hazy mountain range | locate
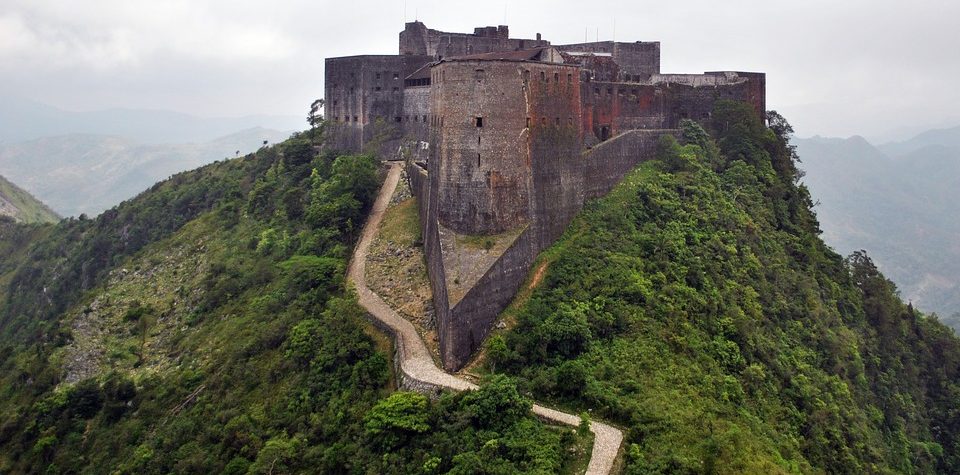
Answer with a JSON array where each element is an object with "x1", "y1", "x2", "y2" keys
[
  {"x1": 0, "y1": 128, "x2": 292, "y2": 218},
  {"x1": 0, "y1": 96, "x2": 299, "y2": 217},
  {"x1": 0, "y1": 95, "x2": 303, "y2": 145},
  {"x1": 797, "y1": 126, "x2": 960, "y2": 327}
]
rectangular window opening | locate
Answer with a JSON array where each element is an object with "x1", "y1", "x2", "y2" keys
[{"x1": 475, "y1": 117, "x2": 483, "y2": 128}]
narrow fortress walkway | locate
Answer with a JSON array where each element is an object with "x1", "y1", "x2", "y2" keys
[{"x1": 348, "y1": 162, "x2": 623, "y2": 474}]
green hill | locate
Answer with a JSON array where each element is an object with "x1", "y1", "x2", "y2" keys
[
  {"x1": 1, "y1": 103, "x2": 958, "y2": 474},
  {"x1": 0, "y1": 129, "x2": 586, "y2": 473},
  {"x1": 488, "y1": 105, "x2": 960, "y2": 473},
  {"x1": 0, "y1": 175, "x2": 59, "y2": 224}
]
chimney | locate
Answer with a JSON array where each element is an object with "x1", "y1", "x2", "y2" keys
[{"x1": 536, "y1": 33, "x2": 542, "y2": 41}]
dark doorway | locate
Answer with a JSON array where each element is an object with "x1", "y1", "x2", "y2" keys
[{"x1": 600, "y1": 126, "x2": 610, "y2": 141}]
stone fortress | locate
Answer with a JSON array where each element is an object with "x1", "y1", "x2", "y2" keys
[{"x1": 325, "y1": 22, "x2": 766, "y2": 370}]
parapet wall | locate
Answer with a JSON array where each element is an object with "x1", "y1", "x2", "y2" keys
[{"x1": 400, "y1": 21, "x2": 549, "y2": 59}]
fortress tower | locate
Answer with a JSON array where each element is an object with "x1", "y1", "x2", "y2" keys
[{"x1": 325, "y1": 22, "x2": 766, "y2": 369}]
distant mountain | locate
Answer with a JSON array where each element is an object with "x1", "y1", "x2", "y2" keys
[
  {"x1": 0, "y1": 95, "x2": 303, "y2": 145},
  {"x1": 0, "y1": 128, "x2": 292, "y2": 217},
  {"x1": 0, "y1": 175, "x2": 59, "y2": 224},
  {"x1": 797, "y1": 132, "x2": 960, "y2": 327},
  {"x1": 879, "y1": 125, "x2": 960, "y2": 157}
]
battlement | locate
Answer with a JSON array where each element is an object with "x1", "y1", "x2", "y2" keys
[{"x1": 399, "y1": 21, "x2": 548, "y2": 59}]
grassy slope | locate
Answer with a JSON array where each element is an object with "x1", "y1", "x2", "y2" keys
[
  {"x1": 490, "y1": 111, "x2": 960, "y2": 474},
  {"x1": 0, "y1": 175, "x2": 59, "y2": 224}
]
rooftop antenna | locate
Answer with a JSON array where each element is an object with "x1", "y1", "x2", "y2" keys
[{"x1": 596, "y1": 27, "x2": 599, "y2": 43}]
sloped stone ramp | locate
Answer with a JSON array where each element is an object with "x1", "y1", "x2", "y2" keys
[{"x1": 348, "y1": 162, "x2": 623, "y2": 474}]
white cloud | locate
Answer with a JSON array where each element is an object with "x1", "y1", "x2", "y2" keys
[{"x1": 1, "y1": 0, "x2": 957, "y2": 138}]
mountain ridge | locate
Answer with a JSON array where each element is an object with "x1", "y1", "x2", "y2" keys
[
  {"x1": 0, "y1": 95, "x2": 302, "y2": 145},
  {"x1": 0, "y1": 174, "x2": 59, "y2": 224},
  {"x1": 0, "y1": 127, "x2": 292, "y2": 217}
]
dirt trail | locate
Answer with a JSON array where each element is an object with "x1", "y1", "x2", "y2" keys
[{"x1": 348, "y1": 162, "x2": 623, "y2": 474}]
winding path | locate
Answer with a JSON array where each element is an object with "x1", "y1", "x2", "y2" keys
[{"x1": 348, "y1": 162, "x2": 623, "y2": 474}]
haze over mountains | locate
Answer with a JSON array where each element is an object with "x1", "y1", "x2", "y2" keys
[
  {"x1": 0, "y1": 97, "x2": 299, "y2": 217},
  {"x1": 0, "y1": 129, "x2": 292, "y2": 218},
  {"x1": 797, "y1": 125, "x2": 960, "y2": 327},
  {"x1": 0, "y1": 95, "x2": 302, "y2": 145}
]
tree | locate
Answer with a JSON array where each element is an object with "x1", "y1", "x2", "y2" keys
[
  {"x1": 365, "y1": 392, "x2": 431, "y2": 448},
  {"x1": 308, "y1": 99, "x2": 325, "y2": 129}
]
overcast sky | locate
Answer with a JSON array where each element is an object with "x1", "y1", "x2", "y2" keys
[{"x1": 2, "y1": 0, "x2": 958, "y2": 141}]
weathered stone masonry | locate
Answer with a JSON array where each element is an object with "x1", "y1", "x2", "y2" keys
[{"x1": 326, "y1": 22, "x2": 766, "y2": 370}]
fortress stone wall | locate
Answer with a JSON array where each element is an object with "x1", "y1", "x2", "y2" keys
[{"x1": 327, "y1": 22, "x2": 766, "y2": 370}]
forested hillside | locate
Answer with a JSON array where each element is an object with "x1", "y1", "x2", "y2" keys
[
  {"x1": 489, "y1": 104, "x2": 960, "y2": 473},
  {"x1": 0, "y1": 128, "x2": 584, "y2": 473}
]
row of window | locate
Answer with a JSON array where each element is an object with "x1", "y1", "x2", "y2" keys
[
  {"x1": 326, "y1": 115, "x2": 576, "y2": 129},
  {"x1": 329, "y1": 114, "x2": 431, "y2": 124},
  {"x1": 404, "y1": 78, "x2": 431, "y2": 87},
  {"x1": 595, "y1": 87, "x2": 645, "y2": 96},
  {"x1": 472, "y1": 116, "x2": 576, "y2": 128},
  {"x1": 522, "y1": 70, "x2": 574, "y2": 85}
]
